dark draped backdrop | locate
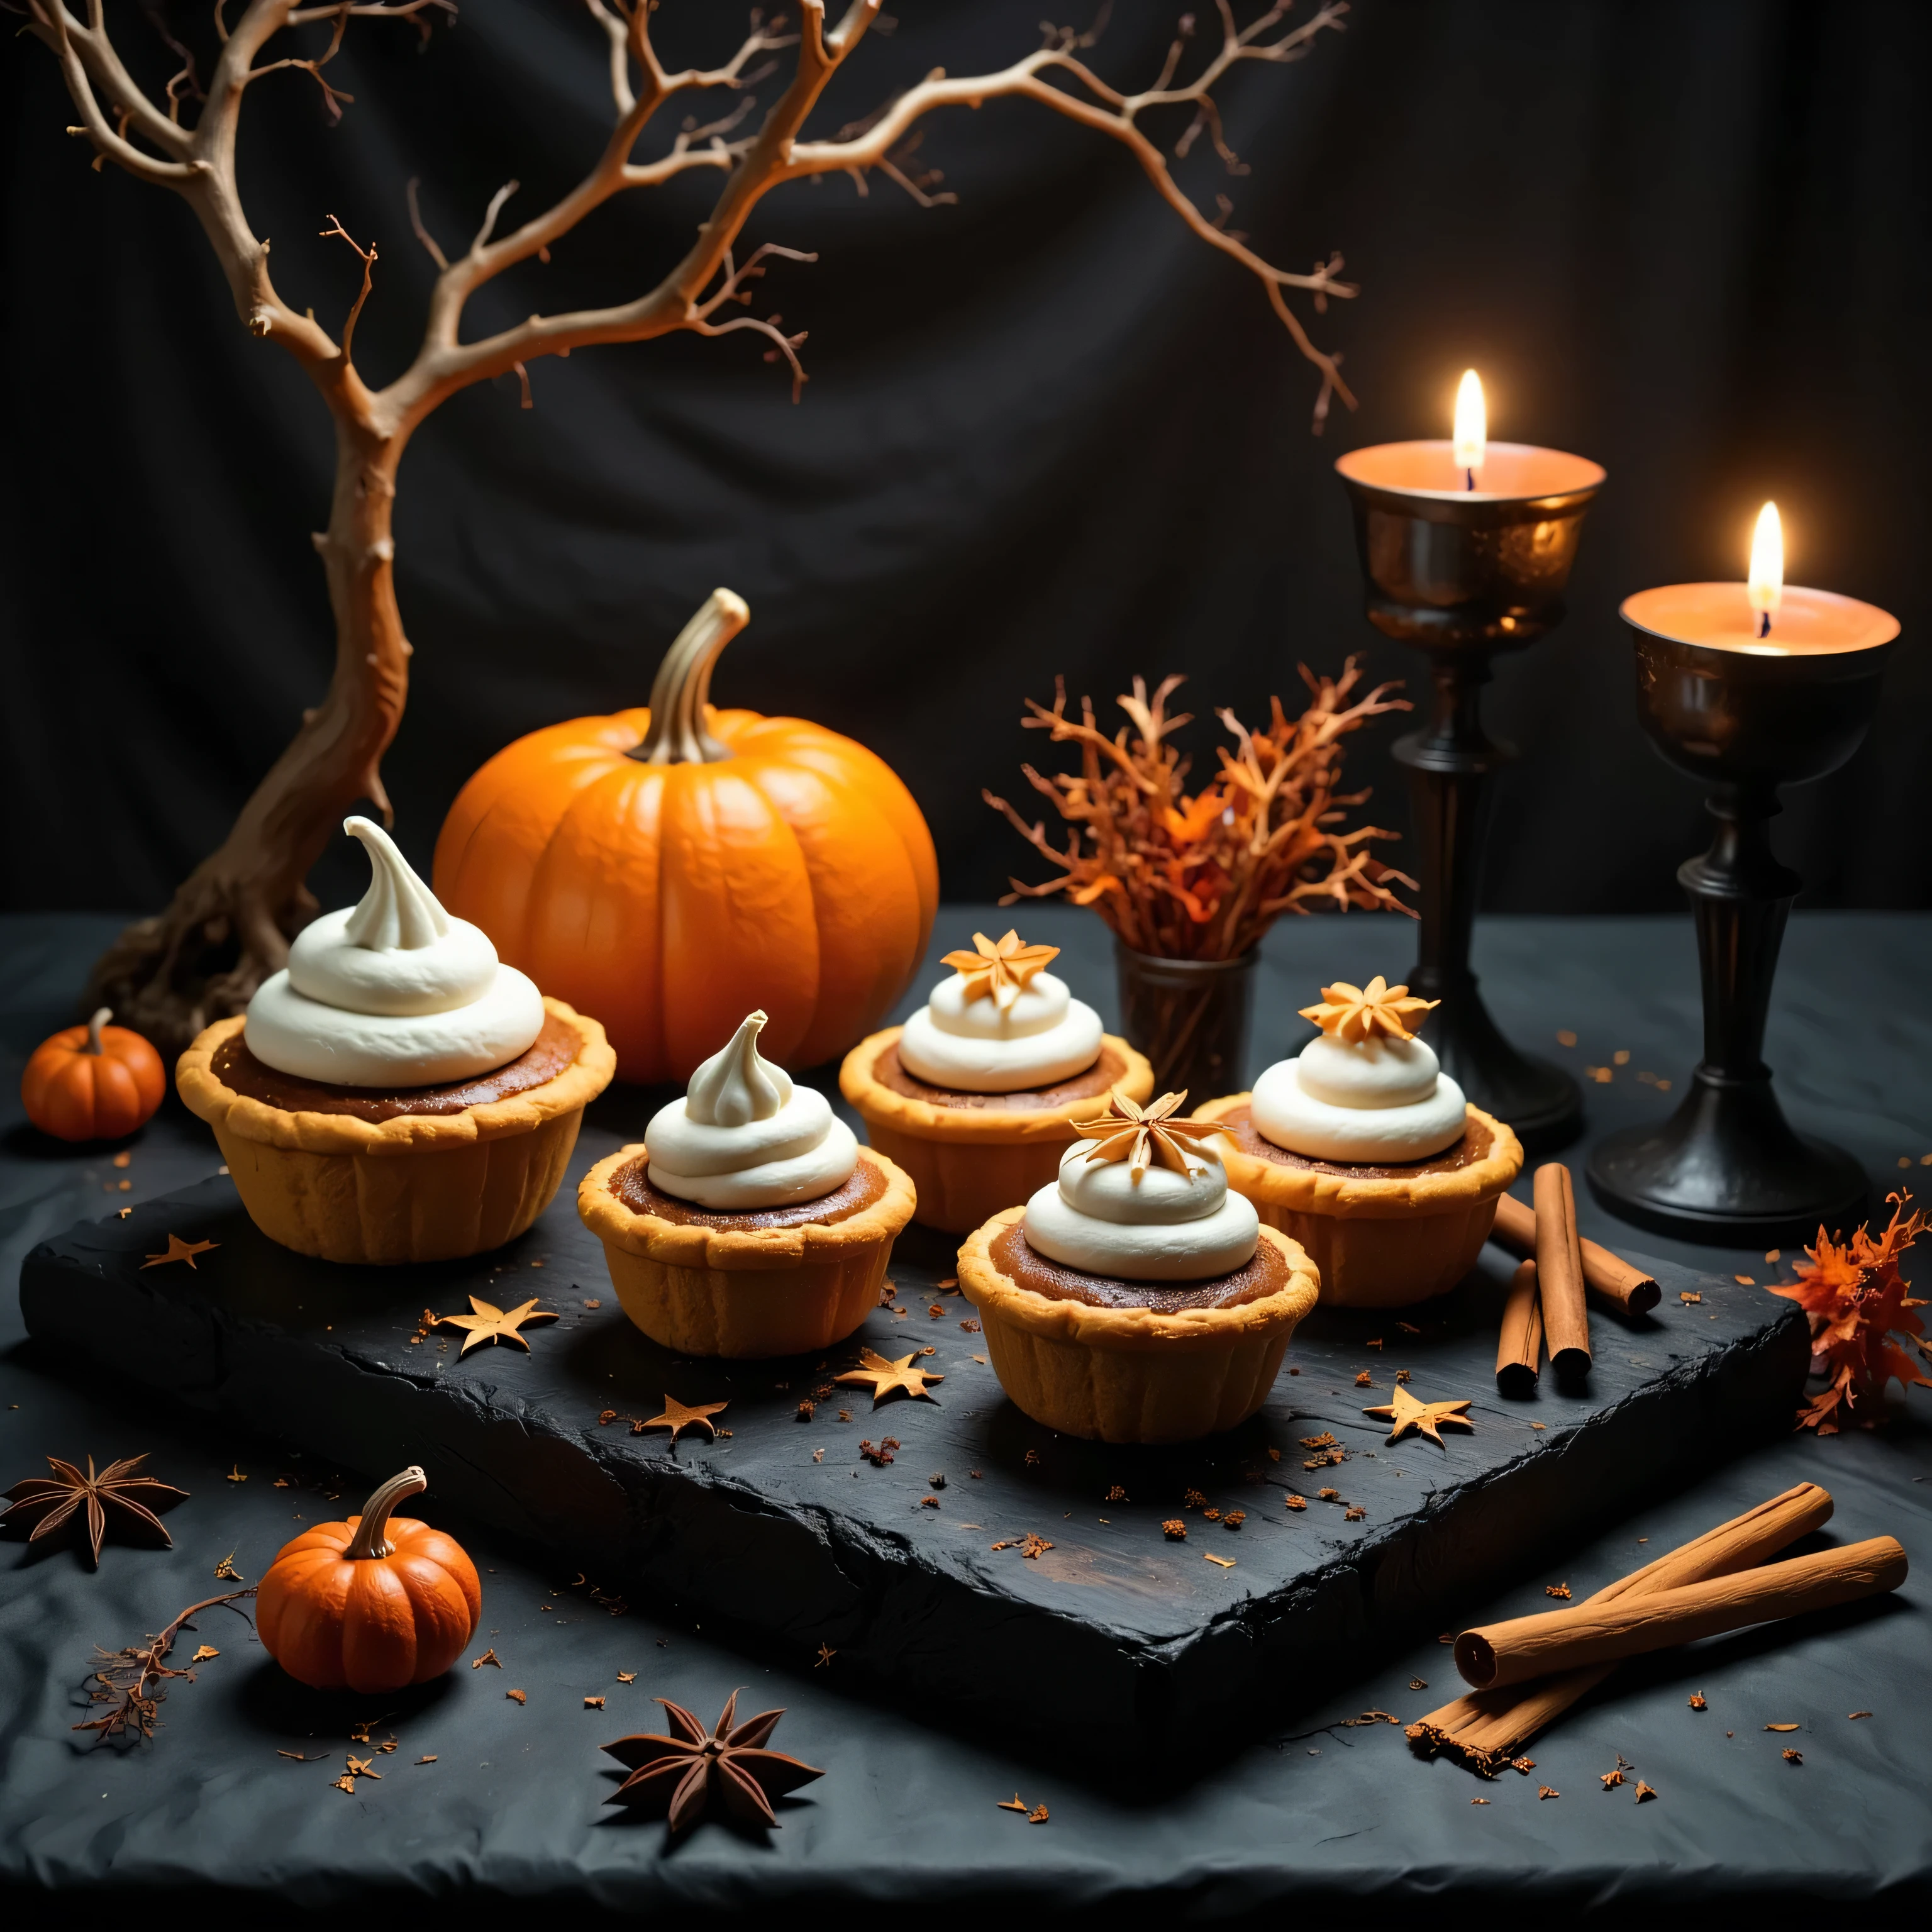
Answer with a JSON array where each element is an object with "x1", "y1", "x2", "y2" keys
[{"x1": 3, "y1": 0, "x2": 1927, "y2": 923}]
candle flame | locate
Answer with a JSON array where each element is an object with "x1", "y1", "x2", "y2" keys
[
  {"x1": 1452, "y1": 370, "x2": 1486, "y2": 482},
  {"x1": 1748, "y1": 501, "x2": 1783, "y2": 635}
]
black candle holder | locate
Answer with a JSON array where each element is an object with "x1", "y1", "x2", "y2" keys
[
  {"x1": 1587, "y1": 592, "x2": 1899, "y2": 1245},
  {"x1": 1336, "y1": 441, "x2": 1606, "y2": 1152}
]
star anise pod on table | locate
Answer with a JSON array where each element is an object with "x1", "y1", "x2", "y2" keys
[
  {"x1": 2, "y1": 1453, "x2": 188, "y2": 1566},
  {"x1": 602, "y1": 1690, "x2": 823, "y2": 1833}
]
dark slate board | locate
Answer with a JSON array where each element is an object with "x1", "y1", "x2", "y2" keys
[{"x1": 19, "y1": 1130, "x2": 1808, "y2": 1775}]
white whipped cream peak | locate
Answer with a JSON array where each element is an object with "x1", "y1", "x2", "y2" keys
[
  {"x1": 243, "y1": 817, "x2": 543, "y2": 1087},
  {"x1": 898, "y1": 935, "x2": 1102, "y2": 1094},
  {"x1": 1024, "y1": 1104, "x2": 1259, "y2": 1283},
  {"x1": 686, "y1": 1011, "x2": 791, "y2": 1126},
  {"x1": 1250, "y1": 976, "x2": 1466, "y2": 1162},
  {"x1": 342, "y1": 816, "x2": 450, "y2": 952},
  {"x1": 646, "y1": 1009, "x2": 857, "y2": 1211}
]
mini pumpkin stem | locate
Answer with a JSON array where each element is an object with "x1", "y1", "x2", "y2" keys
[
  {"x1": 631, "y1": 589, "x2": 750, "y2": 766},
  {"x1": 345, "y1": 1465, "x2": 428, "y2": 1561},
  {"x1": 84, "y1": 1007, "x2": 112, "y2": 1055}
]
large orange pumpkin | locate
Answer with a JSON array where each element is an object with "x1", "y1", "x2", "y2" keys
[
  {"x1": 433, "y1": 590, "x2": 939, "y2": 1083},
  {"x1": 21, "y1": 1007, "x2": 166, "y2": 1141},
  {"x1": 256, "y1": 1466, "x2": 481, "y2": 1694}
]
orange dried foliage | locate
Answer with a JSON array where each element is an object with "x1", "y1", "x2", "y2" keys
[
  {"x1": 984, "y1": 666, "x2": 1414, "y2": 960},
  {"x1": 1768, "y1": 1191, "x2": 1929, "y2": 1433}
]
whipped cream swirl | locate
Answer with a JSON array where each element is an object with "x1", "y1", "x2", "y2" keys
[
  {"x1": 1024, "y1": 1138, "x2": 1259, "y2": 1282},
  {"x1": 898, "y1": 969, "x2": 1102, "y2": 1092},
  {"x1": 245, "y1": 817, "x2": 543, "y2": 1087},
  {"x1": 1250, "y1": 1032, "x2": 1468, "y2": 1163},
  {"x1": 645, "y1": 1011, "x2": 858, "y2": 1211}
]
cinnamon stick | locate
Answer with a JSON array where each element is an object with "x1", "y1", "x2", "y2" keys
[
  {"x1": 1492, "y1": 1191, "x2": 1660, "y2": 1315},
  {"x1": 1494, "y1": 1259, "x2": 1542, "y2": 1397},
  {"x1": 1408, "y1": 1482, "x2": 1834, "y2": 1772},
  {"x1": 1532, "y1": 1164, "x2": 1591, "y2": 1377},
  {"x1": 1454, "y1": 1535, "x2": 1906, "y2": 1692}
]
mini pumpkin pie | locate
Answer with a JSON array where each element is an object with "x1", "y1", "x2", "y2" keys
[
  {"x1": 957, "y1": 1092, "x2": 1318, "y2": 1443},
  {"x1": 580, "y1": 1010, "x2": 915, "y2": 1358},
  {"x1": 840, "y1": 929, "x2": 1153, "y2": 1234},
  {"x1": 1196, "y1": 976, "x2": 1522, "y2": 1307},
  {"x1": 177, "y1": 817, "x2": 614, "y2": 1265}
]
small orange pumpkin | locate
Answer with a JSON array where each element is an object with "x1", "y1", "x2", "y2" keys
[
  {"x1": 21, "y1": 1006, "x2": 166, "y2": 1142},
  {"x1": 256, "y1": 1466, "x2": 481, "y2": 1693},
  {"x1": 433, "y1": 590, "x2": 939, "y2": 1084}
]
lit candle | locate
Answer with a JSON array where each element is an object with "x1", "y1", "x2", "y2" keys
[
  {"x1": 1747, "y1": 501, "x2": 1782, "y2": 637},
  {"x1": 1622, "y1": 506, "x2": 1897, "y2": 658},
  {"x1": 1453, "y1": 369, "x2": 1485, "y2": 490}
]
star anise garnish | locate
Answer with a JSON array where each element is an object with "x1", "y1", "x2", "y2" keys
[
  {"x1": 1299, "y1": 975, "x2": 1438, "y2": 1044},
  {"x1": 603, "y1": 1691, "x2": 824, "y2": 1833},
  {"x1": 2, "y1": 1453, "x2": 189, "y2": 1567},
  {"x1": 1072, "y1": 1091, "x2": 1222, "y2": 1179},
  {"x1": 941, "y1": 930, "x2": 1060, "y2": 1011}
]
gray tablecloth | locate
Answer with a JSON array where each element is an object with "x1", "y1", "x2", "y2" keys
[{"x1": 2, "y1": 908, "x2": 1928, "y2": 1916}]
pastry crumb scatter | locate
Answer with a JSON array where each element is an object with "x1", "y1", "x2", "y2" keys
[
  {"x1": 584, "y1": 1696, "x2": 605, "y2": 1709},
  {"x1": 1285, "y1": 1494, "x2": 1307, "y2": 1511},
  {"x1": 1299, "y1": 1432, "x2": 1336, "y2": 1449},
  {"x1": 960, "y1": 1319, "x2": 982, "y2": 1333},
  {"x1": 1545, "y1": 1582, "x2": 1572, "y2": 1600},
  {"x1": 1318, "y1": 1487, "x2": 1339, "y2": 1501},
  {"x1": 1539, "y1": 1785, "x2": 1559, "y2": 1799},
  {"x1": 1020, "y1": 1533, "x2": 1053, "y2": 1558},
  {"x1": 1355, "y1": 1370, "x2": 1374, "y2": 1387},
  {"x1": 1223, "y1": 1510, "x2": 1245, "y2": 1530},
  {"x1": 1162, "y1": 1519, "x2": 1187, "y2": 1540},
  {"x1": 1105, "y1": 1485, "x2": 1128, "y2": 1502},
  {"x1": 1183, "y1": 1487, "x2": 1207, "y2": 1509},
  {"x1": 1680, "y1": 1291, "x2": 1702, "y2": 1304},
  {"x1": 1202, "y1": 1507, "x2": 1221, "y2": 1521},
  {"x1": 1689, "y1": 1693, "x2": 1707, "y2": 1710},
  {"x1": 1344, "y1": 1505, "x2": 1365, "y2": 1521},
  {"x1": 506, "y1": 1689, "x2": 526, "y2": 1705},
  {"x1": 1782, "y1": 1748, "x2": 1802, "y2": 1764},
  {"x1": 920, "y1": 1495, "x2": 941, "y2": 1509}
]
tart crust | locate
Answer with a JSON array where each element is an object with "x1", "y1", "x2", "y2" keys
[
  {"x1": 579, "y1": 1146, "x2": 918, "y2": 1359},
  {"x1": 838, "y1": 1026, "x2": 1154, "y2": 1234},
  {"x1": 1194, "y1": 1094, "x2": 1523, "y2": 1307},
  {"x1": 957, "y1": 1208, "x2": 1318, "y2": 1444},
  {"x1": 175, "y1": 999, "x2": 615, "y2": 1265}
]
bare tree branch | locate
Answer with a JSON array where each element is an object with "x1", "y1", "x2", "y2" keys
[
  {"x1": 405, "y1": 176, "x2": 449, "y2": 270},
  {"x1": 319, "y1": 214, "x2": 376, "y2": 362}
]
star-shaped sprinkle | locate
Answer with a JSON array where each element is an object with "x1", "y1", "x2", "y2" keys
[
  {"x1": 1299, "y1": 975, "x2": 1438, "y2": 1044},
  {"x1": 433, "y1": 1296, "x2": 558, "y2": 1355},
  {"x1": 941, "y1": 930, "x2": 1060, "y2": 1011},
  {"x1": 1073, "y1": 1090, "x2": 1221, "y2": 1179},
  {"x1": 141, "y1": 1234, "x2": 219, "y2": 1270},
  {"x1": 834, "y1": 1348, "x2": 945, "y2": 1409},
  {"x1": 1362, "y1": 1384, "x2": 1475, "y2": 1448},
  {"x1": 1, "y1": 1453, "x2": 189, "y2": 1566},
  {"x1": 637, "y1": 1395, "x2": 730, "y2": 1442}
]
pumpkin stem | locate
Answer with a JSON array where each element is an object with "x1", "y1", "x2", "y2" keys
[
  {"x1": 345, "y1": 1465, "x2": 428, "y2": 1561},
  {"x1": 630, "y1": 589, "x2": 750, "y2": 765},
  {"x1": 84, "y1": 1007, "x2": 111, "y2": 1055}
]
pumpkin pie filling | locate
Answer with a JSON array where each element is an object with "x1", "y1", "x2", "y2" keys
[
  {"x1": 611, "y1": 1149, "x2": 890, "y2": 1230},
  {"x1": 989, "y1": 1220, "x2": 1284, "y2": 1313},
  {"x1": 211, "y1": 1013, "x2": 583, "y2": 1123},
  {"x1": 1211, "y1": 1101, "x2": 1493, "y2": 1179},
  {"x1": 869, "y1": 1039, "x2": 1123, "y2": 1111}
]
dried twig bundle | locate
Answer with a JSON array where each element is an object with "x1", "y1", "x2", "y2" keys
[
  {"x1": 75, "y1": 1587, "x2": 257, "y2": 1741},
  {"x1": 984, "y1": 662, "x2": 1414, "y2": 960}
]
